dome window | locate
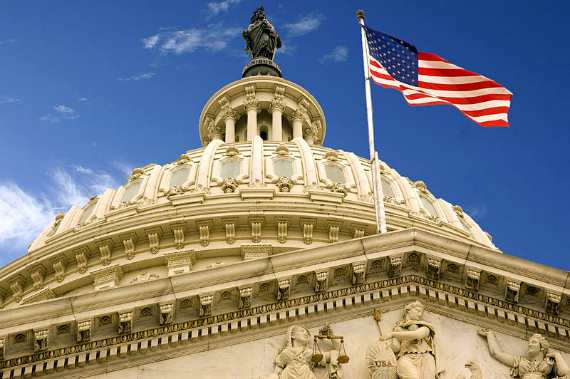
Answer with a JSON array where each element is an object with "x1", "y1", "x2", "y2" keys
[
  {"x1": 324, "y1": 163, "x2": 346, "y2": 184},
  {"x1": 220, "y1": 158, "x2": 241, "y2": 178},
  {"x1": 420, "y1": 195, "x2": 438, "y2": 218},
  {"x1": 122, "y1": 180, "x2": 143, "y2": 204},
  {"x1": 381, "y1": 176, "x2": 394, "y2": 198},
  {"x1": 169, "y1": 166, "x2": 191, "y2": 188},
  {"x1": 273, "y1": 158, "x2": 294, "y2": 177},
  {"x1": 79, "y1": 200, "x2": 97, "y2": 225}
]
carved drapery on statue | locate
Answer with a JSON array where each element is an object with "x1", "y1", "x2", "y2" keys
[
  {"x1": 478, "y1": 329, "x2": 569, "y2": 379},
  {"x1": 265, "y1": 324, "x2": 348, "y2": 379},
  {"x1": 243, "y1": 7, "x2": 281, "y2": 61},
  {"x1": 367, "y1": 301, "x2": 438, "y2": 379},
  {"x1": 242, "y1": 7, "x2": 282, "y2": 77}
]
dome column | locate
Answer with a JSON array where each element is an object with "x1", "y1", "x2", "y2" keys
[
  {"x1": 245, "y1": 85, "x2": 258, "y2": 141},
  {"x1": 293, "y1": 113, "x2": 303, "y2": 139},
  {"x1": 271, "y1": 105, "x2": 283, "y2": 141},
  {"x1": 224, "y1": 111, "x2": 236, "y2": 143},
  {"x1": 271, "y1": 86, "x2": 285, "y2": 141}
]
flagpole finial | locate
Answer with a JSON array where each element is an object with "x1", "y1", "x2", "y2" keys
[{"x1": 356, "y1": 10, "x2": 365, "y2": 21}]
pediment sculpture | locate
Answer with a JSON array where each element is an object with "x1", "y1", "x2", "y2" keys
[
  {"x1": 478, "y1": 329, "x2": 569, "y2": 378},
  {"x1": 366, "y1": 302, "x2": 487, "y2": 379},
  {"x1": 369, "y1": 300, "x2": 438, "y2": 379},
  {"x1": 265, "y1": 324, "x2": 349, "y2": 379}
]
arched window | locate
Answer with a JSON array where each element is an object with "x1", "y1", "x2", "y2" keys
[
  {"x1": 220, "y1": 159, "x2": 241, "y2": 178},
  {"x1": 325, "y1": 163, "x2": 346, "y2": 184},
  {"x1": 169, "y1": 166, "x2": 191, "y2": 188},
  {"x1": 79, "y1": 200, "x2": 97, "y2": 225},
  {"x1": 273, "y1": 158, "x2": 294, "y2": 177},
  {"x1": 420, "y1": 196, "x2": 438, "y2": 218},
  {"x1": 122, "y1": 180, "x2": 143, "y2": 203},
  {"x1": 381, "y1": 176, "x2": 394, "y2": 198}
]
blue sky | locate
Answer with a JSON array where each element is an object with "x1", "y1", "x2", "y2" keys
[{"x1": 0, "y1": 1, "x2": 568, "y2": 270}]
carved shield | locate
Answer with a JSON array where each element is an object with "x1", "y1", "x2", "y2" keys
[{"x1": 365, "y1": 340, "x2": 398, "y2": 379}]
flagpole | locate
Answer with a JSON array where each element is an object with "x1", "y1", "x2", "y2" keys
[{"x1": 357, "y1": 10, "x2": 387, "y2": 234}]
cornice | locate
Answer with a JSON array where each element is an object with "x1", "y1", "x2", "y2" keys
[{"x1": 0, "y1": 274, "x2": 568, "y2": 377}]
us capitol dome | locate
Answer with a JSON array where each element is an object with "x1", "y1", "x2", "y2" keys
[{"x1": 0, "y1": 8, "x2": 567, "y2": 379}]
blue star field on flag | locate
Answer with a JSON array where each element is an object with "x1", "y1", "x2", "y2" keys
[{"x1": 363, "y1": 26, "x2": 419, "y2": 86}]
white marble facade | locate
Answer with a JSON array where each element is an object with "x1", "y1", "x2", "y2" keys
[{"x1": 88, "y1": 310, "x2": 570, "y2": 379}]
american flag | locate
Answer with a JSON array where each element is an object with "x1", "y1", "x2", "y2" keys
[{"x1": 364, "y1": 26, "x2": 512, "y2": 127}]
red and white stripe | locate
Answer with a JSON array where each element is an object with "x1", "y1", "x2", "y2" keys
[{"x1": 368, "y1": 52, "x2": 512, "y2": 127}]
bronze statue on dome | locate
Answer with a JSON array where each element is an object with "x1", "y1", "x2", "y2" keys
[{"x1": 243, "y1": 6, "x2": 281, "y2": 61}]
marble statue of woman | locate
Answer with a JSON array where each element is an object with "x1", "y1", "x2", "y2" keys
[
  {"x1": 268, "y1": 325, "x2": 317, "y2": 379},
  {"x1": 378, "y1": 300, "x2": 438, "y2": 379},
  {"x1": 478, "y1": 329, "x2": 569, "y2": 378}
]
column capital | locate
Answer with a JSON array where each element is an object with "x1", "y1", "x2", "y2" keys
[
  {"x1": 244, "y1": 85, "x2": 257, "y2": 110},
  {"x1": 223, "y1": 108, "x2": 238, "y2": 121}
]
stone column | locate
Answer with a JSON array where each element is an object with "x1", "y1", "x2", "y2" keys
[
  {"x1": 271, "y1": 105, "x2": 283, "y2": 142},
  {"x1": 224, "y1": 112, "x2": 236, "y2": 143},
  {"x1": 247, "y1": 105, "x2": 257, "y2": 141},
  {"x1": 245, "y1": 85, "x2": 257, "y2": 142},
  {"x1": 271, "y1": 86, "x2": 285, "y2": 142},
  {"x1": 293, "y1": 116, "x2": 303, "y2": 139}
]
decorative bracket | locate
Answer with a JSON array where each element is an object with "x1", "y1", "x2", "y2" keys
[
  {"x1": 34, "y1": 329, "x2": 48, "y2": 352},
  {"x1": 97, "y1": 242, "x2": 112, "y2": 266},
  {"x1": 239, "y1": 287, "x2": 253, "y2": 309},
  {"x1": 159, "y1": 303, "x2": 175, "y2": 325},
  {"x1": 277, "y1": 220, "x2": 288, "y2": 243},
  {"x1": 314, "y1": 271, "x2": 329, "y2": 293},
  {"x1": 117, "y1": 311, "x2": 133, "y2": 335},
  {"x1": 250, "y1": 217, "x2": 263, "y2": 243},
  {"x1": 505, "y1": 279, "x2": 521, "y2": 303},
  {"x1": 197, "y1": 221, "x2": 211, "y2": 247},
  {"x1": 77, "y1": 320, "x2": 92, "y2": 343},
  {"x1": 328, "y1": 223, "x2": 340, "y2": 243},
  {"x1": 52, "y1": 257, "x2": 66, "y2": 282},
  {"x1": 277, "y1": 278, "x2": 291, "y2": 301},
  {"x1": 122, "y1": 236, "x2": 136, "y2": 260},
  {"x1": 545, "y1": 291, "x2": 562, "y2": 315},
  {"x1": 426, "y1": 256, "x2": 442, "y2": 280},
  {"x1": 352, "y1": 262, "x2": 366, "y2": 285},
  {"x1": 171, "y1": 224, "x2": 185, "y2": 250},
  {"x1": 388, "y1": 255, "x2": 403, "y2": 278},
  {"x1": 199, "y1": 294, "x2": 213, "y2": 317},
  {"x1": 75, "y1": 248, "x2": 89, "y2": 274},
  {"x1": 30, "y1": 266, "x2": 45, "y2": 290},
  {"x1": 225, "y1": 221, "x2": 236, "y2": 244},
  {"x1": 465, "y1": 268, "x2": 481, "y2": 291},
  {"x1": 146, "y1": 229, "x2": 161, "y2": 254}
]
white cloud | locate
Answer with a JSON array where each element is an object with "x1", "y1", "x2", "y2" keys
[
  {"x1": 278, "y1": 44, "x2": 296, "y2": 56},
  {"x1": 0, "y1": 96, "x2": 20, "y2": 105},
  {"x1": 207, "y1": 0, "x2": 242, "y2": 15},
  {"x1": 142, "y1": 26, "x2": 241, "y2": 55},
  {"x1": 40, "y1": 104, "x2": 80, "y2": 123},
  {"x1": 39, "y1": 114, "x2": 60, "y2": 123},
  {"x1": 0, "y1": 183, "x2": 55, "y2": 253},
  {"x1": 284, "y1": 13, "x2": 324, "y2": 37},
  {"x1": 54, "y1": 104, "x2": 76, "y2": 115},
  {"x1": 52, "y1": 168, "x2": 89, "y2": 206},
  {"x1": 78, "y1": 97, "x2": 88, "y2": 102},
  {"x1": 118, "y1": 72, "x2": 156, "y2": 81},
  {"x1": 321, "y1": 46, "x2": 348, "y2": 63},
  {"x1": 142, "y1": 34, "x2": 160, "y2": 49},
  {"x1": 0, "y1": 165, "x2": 121, "y2": 256},
  {"x1": 112, "y1": 161, "x2": 134, "y2": 177}
]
